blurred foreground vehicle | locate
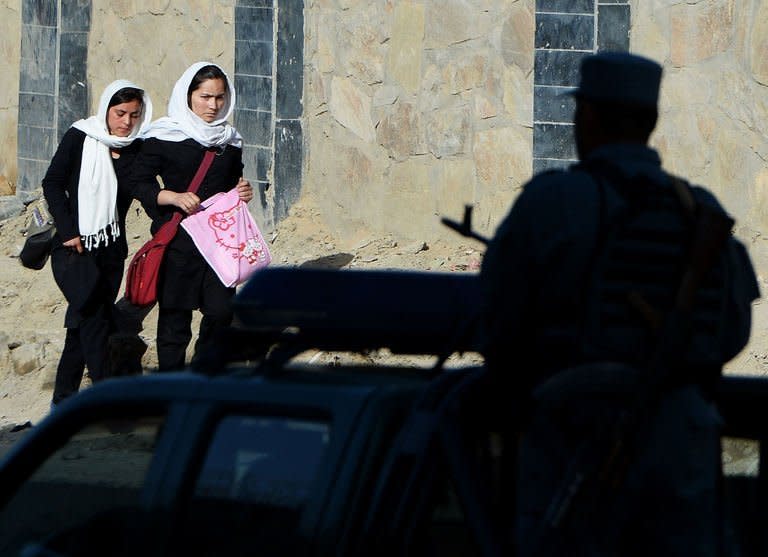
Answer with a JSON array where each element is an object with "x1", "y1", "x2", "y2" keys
[{"x1": 0, "y1": 268, "x2": 766, "y2": 556}]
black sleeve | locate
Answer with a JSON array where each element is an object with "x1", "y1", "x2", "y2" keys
[
  {"x1": 42, "y1": 128, "x2": 83, "y2": 242},
  {"x1": 229, "y1": 147, "x2": 244, "y2": 187},
  {"x1": 126, "y1": 138, "x2": 165, "y2": 222}
]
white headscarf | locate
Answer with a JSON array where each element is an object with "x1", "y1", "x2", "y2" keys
[
  {"x1": 142, "y1": 61, "x2": 243, "y2": 149},
  {"x1": 72, "y1": 80, "x2": 153, "y2": 250}
]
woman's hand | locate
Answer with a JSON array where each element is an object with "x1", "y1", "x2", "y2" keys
[
  {"x1": 63, "y1": 236, "x2": 83, "y2": 254},
  {"x1": 236, "y1": 177, "x2": 253, "y2": 203},
  {"x1": 158, "y1": 190, "x2": 201, "y2": 215}
]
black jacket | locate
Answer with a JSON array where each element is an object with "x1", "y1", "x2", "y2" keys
[
  {"x1": 128, "y1": 137, "x2": 244, "y2": 309},
  {"x1": 42, "y1": 127, "x2": 141, "y2": 259}
]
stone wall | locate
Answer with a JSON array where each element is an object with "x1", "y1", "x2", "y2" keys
[
  {"x1": 631, "y1": 0, "x2": 768, "y2": 371},
  {"x1": 633, "y1": 0, "x2": 768, "y2": 243},
  {"x1": 303, "y1": 0, "x2": 534, "y2": 242},
  {"x1": 0, "y1": 0, "x2": 21, "y2": 200},
  {"x1": 1, "y1": 0, "x2": 766, "y2": 262},
  {"x1": 87, "y1": 1, "x2": 235, "y2": 119}
]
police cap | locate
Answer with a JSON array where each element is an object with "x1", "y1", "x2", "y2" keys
[{"x1": 569, "y1": 51, "x2": 662, "y2": 108}]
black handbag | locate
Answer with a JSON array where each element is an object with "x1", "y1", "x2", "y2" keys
[{"x1": 20, "y1": 201, "x2": 55, "y2": 270}]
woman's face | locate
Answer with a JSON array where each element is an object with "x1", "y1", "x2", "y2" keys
[
  {"x1": 189, "y1": 78, "x2": 227, "y2": 123},
  {"x1": 107, "y1": 100, "x2": 143, "y2": 137}
]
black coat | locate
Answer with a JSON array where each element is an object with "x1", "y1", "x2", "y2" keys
[
  {"x1": 42, "y1": 128, "x2": 141, "y2": 325},
  {"x1": 129, "y1": 137, "x2": 244, "y2": 310},
  {"x1": 42, "y1": 127, "x2": 140, "y2": 259}
]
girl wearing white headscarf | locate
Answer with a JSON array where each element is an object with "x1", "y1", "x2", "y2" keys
[
  {"x1": 43, "y1": 80, "x2": 152, "y2": 405},
  {"x1": 129, "y1": 62, "x2": 253, "y2": 372}
]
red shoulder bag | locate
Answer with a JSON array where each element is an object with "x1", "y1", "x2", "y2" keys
[{"x1": 125, "y1": 149, "x2": 215, "y2": 307}]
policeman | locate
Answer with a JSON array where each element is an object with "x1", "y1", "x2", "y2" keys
[{"x1": 479, "y1": 52, "x2": 760, "y2": 556}]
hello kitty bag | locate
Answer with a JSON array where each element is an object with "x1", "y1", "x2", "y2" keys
[{"x1": 181, "y1": 188, "x2": 271, "y2": 287}]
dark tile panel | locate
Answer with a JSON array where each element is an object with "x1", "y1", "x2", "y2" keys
[
  {"x1": 235, "y1": 6, "x2": 273, "y2": 41},
  {"x1": 235, "y1": 39, "x2": 273, "y2": 77},
  {"x1": 276, "y1": 64, "x2": 302, "y2": 120},
  {"x1": 22, "y1": 0, "x2": 57, "y2": 26},
  {"x1": 532, "y1": 157, "x2": 575, "y2": 175},
  {"x1": 273, "y1": 119, "x2": 303, "y2": 221},
  {"x1": 18, "y1": 125, "x2": 56, "y2": 161},
  {"x1": 533, "y1": 85, "x2": 575, "y2": 123},
  {"x1": 536, "y1": 0, "x2": 593, "y2": 14},
  {"x1": 276, "y1": 1, "x2": 303, "y2": 119},
  {"x1": 534, "y1": 49, "x2": 588, "y2": 88},
  {"x1": 533, "y1": 123, "x2": 576, "y2": 159},
  {"x1": 58, "y1": 32, "x2": 89, "y2": 137},
  {"x1": 237, "y1": 0, "x2": 272, "y2": 6},
  {"x1": 235, "y1": 74, "x2": 272, "y2": 111},
  {"x1": 18, "y1": 93, "x2": 55, "y2": 127},
  {"x1": 61, "y1": 0, "x2": 91, "y2": 32},
  {"x1": 20, "y1": 25, "x2": 57, "y2": 95},
  {"x1": 242, "y1": 145, "x2": 272, "y2": 183},
  {"x1": 536, "y1": 13, "x2": 594, "y2": 50},
  {"x1": 598, "y1": 0, "x2": 628, "y2": 4},
  {"x1": 16, "y1": 158, "x2": 50, "y2": 195},
  {"x1": 598, "y1": 4, "x2": 630, "y2": 52},
  {"x1": 235, "y1": 108, "x2": 272, "y2": 145}
]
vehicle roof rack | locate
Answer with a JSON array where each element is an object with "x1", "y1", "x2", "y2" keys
[{"x1": 231, "y1": 267, "x2": 483, "y2": 359}]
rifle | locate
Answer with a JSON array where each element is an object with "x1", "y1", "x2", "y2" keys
[{"x1": 530, "y1": 178, "x2": 735, "y2": 556}]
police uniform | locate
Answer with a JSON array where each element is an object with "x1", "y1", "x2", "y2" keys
[{"x1": 479, "y1": 53, "x2": 760, "y2": 556}]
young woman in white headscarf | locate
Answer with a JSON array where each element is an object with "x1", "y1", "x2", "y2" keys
[
  {"x1": 43, "y1": 80, "x2": 153, "y2": 405},
  {"x1": 129, "y1": 62, "x2": 253, "y2": 371}
]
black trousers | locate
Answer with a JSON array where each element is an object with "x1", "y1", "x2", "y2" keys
[
  {"x1": 52, "y1": 290, "x2": 116, "y2": 404},
  {"x1": 156, "y1": 307, "x2": 232, "y2": 372},
  {"x1": 51, "y1": 241, "x2": 127, "y2": 404}
]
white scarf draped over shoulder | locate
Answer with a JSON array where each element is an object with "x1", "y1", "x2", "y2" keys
[
  {"x1": 141, "y1": 61, "x2": 243, "y2": 149},
  {"x1": 72, "y1": 79, "x2": 153, "y2": 250}
]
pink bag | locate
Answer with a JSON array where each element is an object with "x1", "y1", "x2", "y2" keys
[{"x1": 181, "y1": 188, "x2": 271, "y2": 287}]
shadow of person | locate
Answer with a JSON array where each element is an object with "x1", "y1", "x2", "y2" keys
[{"x1": 299, "y1": 252, "x2": 354, "y2": 270}]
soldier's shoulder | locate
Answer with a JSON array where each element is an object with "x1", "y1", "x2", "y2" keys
[
  {"x1": 523, "y1": 167, "x2": 596, "y2": 200},
  {"x1": 668, "y1": 175, "x2": 727, "y2": 213}
]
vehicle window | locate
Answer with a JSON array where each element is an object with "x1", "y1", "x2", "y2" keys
[
  {"x1": 0, "y1": 415, "x2": 165, "y2": 557},
  {"x1": 722, "y1": 437, "x2": 760, "y2": 557},
  {"x1": 178, "y1": 415, "x2": 330, "y2": 555}
]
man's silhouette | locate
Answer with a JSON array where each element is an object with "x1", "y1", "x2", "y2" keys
[{"x1": 480, "y1": 52, "x2": 760, "y2": 556}]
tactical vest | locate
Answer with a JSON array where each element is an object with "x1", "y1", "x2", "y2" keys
[{"x1": 578, "y1": 166, "x2": 729, "y2": 374}]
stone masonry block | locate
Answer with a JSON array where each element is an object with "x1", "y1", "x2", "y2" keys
[
  {"x1": 598, "y1": 4, "x2": 630, "y2": 52},
  {"x1": 235, "y1": 108, "x2": 272, "y2": 146},
  {"x1": 235, "y1": 39, "x2": 273, "y2": 77},
  {"x1": 22, "y1": 0, "x2": 57, "y2": 26},
  {"x1": 235, "y1": 5, "x2": 272, "y2": 41},
  {"x1": 18, "y1": 93, "x2": 55, "y2": 128},
  {"x1": 534, "y1": 49, "x2": 587, "y2": 88},
  {"x1": 235, "y1": 74, "x2": 272, "y2": 112},
  {"x1": 533, "y1": 123, "x2": 576, "y2": 160},
  {"x1": 536, "y1": 0, "x2": 593, "y2": 13},
  {"x1": 274, "y1": 119, "x2": 302, "y2": 221},
  {"x1": 61, "y1": 0, "x2": 91, "y2": 32},
  {"x1": 20, "y1": 25, "x2": 57, "y2": 95},
  {"x1": 536, "y1": 13, "x2": 594, "y2": 51},
  {"x1": 534, "y1": 85, "x2": 576, "y2": 124}
]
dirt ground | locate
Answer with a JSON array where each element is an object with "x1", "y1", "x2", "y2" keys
[{"x1": 0, "y1": 197, "x2": 485, "y2": 452}]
